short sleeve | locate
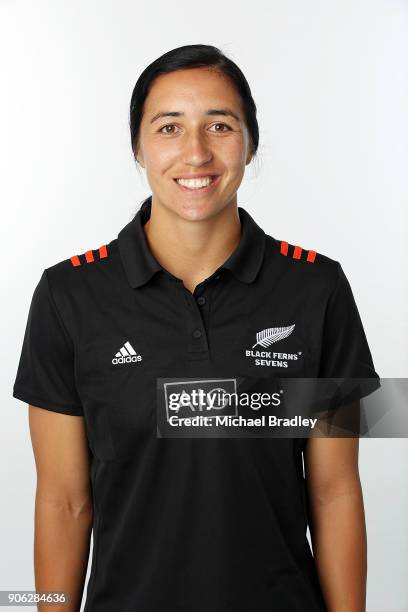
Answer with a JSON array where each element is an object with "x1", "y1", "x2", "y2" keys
[
  {"x1": 319, "y1": 262, "x2": 379, "y2": 379},
  {"x1": 12, "y1": 269, "x2": 84, "y2": 416},
  {"x1": 309, "y1": 262, "x2": 381, "y2": 439}
]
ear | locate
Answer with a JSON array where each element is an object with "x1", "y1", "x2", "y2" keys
[
  {"x1": 245, "y1": 140, "x2": 254, "y2": 165},
  {"x1": 136, "y1": 155, "x2": 145, "y2": 169},
  {"x1": 134, "y1": 145, "x2": 145, "y2": 168}
]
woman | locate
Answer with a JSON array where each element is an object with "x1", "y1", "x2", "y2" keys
[{"x1": 13, "y1": 44, "x2": 379, "y2": 611}]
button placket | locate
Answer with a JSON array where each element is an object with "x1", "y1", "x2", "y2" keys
[{"x1": 177, "y1": 285, "x2": 209, "y2": 355}]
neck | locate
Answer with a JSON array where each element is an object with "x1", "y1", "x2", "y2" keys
[{"x1": 143, "y1": 199, "x2": 241, "y2": 293}]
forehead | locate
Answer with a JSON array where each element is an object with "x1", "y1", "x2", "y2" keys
[{"x1": 143, "y1": 68, "x2": 243, "y2": 115}]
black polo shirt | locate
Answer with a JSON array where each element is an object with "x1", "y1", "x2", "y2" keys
[{"x1": 13, "y1": 199, "x2": 379, "y2": 611}]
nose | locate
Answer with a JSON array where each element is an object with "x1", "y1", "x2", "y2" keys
[{"x1": 181, "y1": 130, "x2": 213, "y2": 166}]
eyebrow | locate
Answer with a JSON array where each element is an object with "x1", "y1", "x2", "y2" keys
[{"x1": 150, "y1": 108, "x2": 242, "y2": 124}]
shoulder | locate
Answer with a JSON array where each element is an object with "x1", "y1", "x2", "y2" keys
[
  {"x1": 264, "y1": 234, "x2": 342, "y2": 293},
  {"x1": 43, "y1": 237, "x2": 122, "y2": 296}
]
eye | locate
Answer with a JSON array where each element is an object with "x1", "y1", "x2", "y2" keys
[
  {"x1": 158, "y1": 124, "x2": 179, "y2": 135},
  {"x1": 209, "y1": 123, "x2": 232, "y2": 133}
]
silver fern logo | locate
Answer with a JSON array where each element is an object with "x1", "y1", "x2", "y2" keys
[
  {"x1": 252, "y1": 324, "x2": 295, "y2": 349},
  {"x1": 245, "y1": 323, "x2": 302, "y2": 368}
]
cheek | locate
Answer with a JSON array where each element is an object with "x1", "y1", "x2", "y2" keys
[
  {"x1": 224, "y1": 152, "x2": 247, "y2": 182},
  {"x1": 146, "y1": 156, "x2": 172, "y2": 187},
  {"x1": 219, "y1": 136, "x2": 248, "y2": 168},
  {"x1": 144, "y1": 148, "x2": 177, "y2": 180}
]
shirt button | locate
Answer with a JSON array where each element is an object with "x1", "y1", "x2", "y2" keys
[
  {"x1": 197, "y1": 296, "x2": 206, "y2": 306},
  {"x1": 192, "y1": 329, "x2": 202, "y2": 339}
]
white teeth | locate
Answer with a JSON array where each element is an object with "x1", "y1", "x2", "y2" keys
[{"x1": 176, "y1": 176, "x2": 214, "y2": 189}]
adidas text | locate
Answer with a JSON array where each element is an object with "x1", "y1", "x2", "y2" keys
[{"x1": 112, "y1": 354, "x2": 142, "y2": 365}]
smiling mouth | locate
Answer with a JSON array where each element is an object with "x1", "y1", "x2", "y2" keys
[{"x1": 173, "y1": 175, "x2": 220, "y2": 191}]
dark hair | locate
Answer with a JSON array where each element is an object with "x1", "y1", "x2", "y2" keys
[{"x1": 129, "y1": 44, "x2": 259, "y2": 173}]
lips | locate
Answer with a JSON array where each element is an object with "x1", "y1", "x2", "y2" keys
[{"x1": 173, "y1": 174, "x2": 220, "y2": 180}]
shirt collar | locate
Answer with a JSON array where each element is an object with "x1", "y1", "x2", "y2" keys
[{"x1": 118, "y1": 198, "x2": 266, "y2": 288}]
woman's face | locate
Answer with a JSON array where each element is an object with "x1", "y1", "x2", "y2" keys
[{"x1": 136, "y1": 67, "x2": 253, "y2": 222}]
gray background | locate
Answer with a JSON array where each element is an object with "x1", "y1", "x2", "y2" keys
[{"x1": 1, "y1": 0, "x2": 407, "y2": 610}]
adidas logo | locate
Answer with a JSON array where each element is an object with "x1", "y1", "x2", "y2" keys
[{"x1": 112, "y1": 341, "x2": 142, "y2": 365}]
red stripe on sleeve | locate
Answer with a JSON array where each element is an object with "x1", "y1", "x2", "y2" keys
[
  {"x1": 85, "y1": 250, "x2": 95, "y2": 263},
  {"x1": 70, "y1": 255, "x2": 81, "y2": 267},
  {"x1": 306, "y1": 250, "x2": 317, "y2": 263},
  {"x1": 99, "y1": 244, "x2": 108, "y2": 259},
  {"x1": 293, "y1": 245, "x2": 302, "y2": 259},
  {"x1": 280, "y1": 241, "x2": 289, "y2": 256}
]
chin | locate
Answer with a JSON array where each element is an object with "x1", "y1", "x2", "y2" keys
[{"x1": 177, "y1": 201, "x2": 220, "y2": 222}]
